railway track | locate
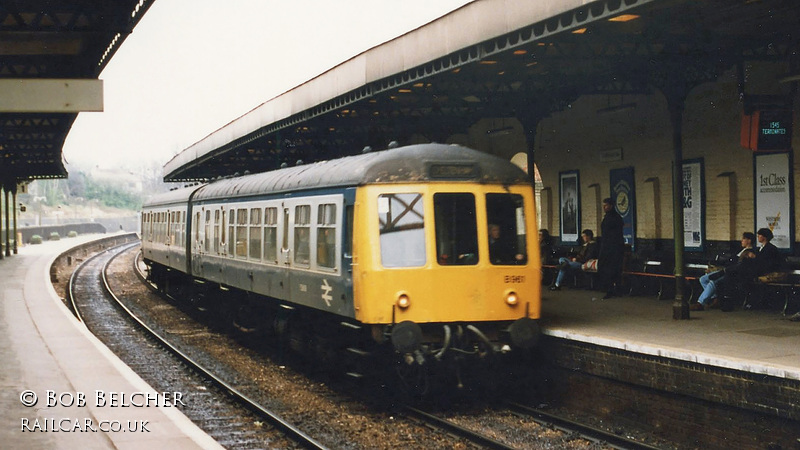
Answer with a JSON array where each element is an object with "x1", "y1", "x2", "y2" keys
[
  {"x1": 66, "y1": 241, "x2": 672, "y2": 449},
  {"x1": 68, "y1": 242, "x2": 324, "y2": 449}
]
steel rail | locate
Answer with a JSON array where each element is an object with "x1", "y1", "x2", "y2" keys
[
  {"x1": 401, "y1": 405, "x2": 516, "y2": 450},
  {"x1": 84, "y1": 244, "x2": 328, "y2": 450},
  {"x1": 505, "y1": 401, "x2": 663, "y2": 450}
]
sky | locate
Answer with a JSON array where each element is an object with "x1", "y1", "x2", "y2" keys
[{"x1": 62, "y1": 0, "x2": 473, "y2": 171}]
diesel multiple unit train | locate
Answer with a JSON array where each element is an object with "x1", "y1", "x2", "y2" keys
[{"x1": 141, "y1": 143, "x2": 541, "y2": 389}]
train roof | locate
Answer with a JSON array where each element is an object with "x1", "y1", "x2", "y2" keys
[
  {"x1": 190, "y1": 144, "x2": 529, "y2": 202},
  {"x1": 142, "y1": 184, "x2": 202, "y2": 208}
]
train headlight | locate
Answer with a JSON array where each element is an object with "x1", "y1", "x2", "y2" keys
[
  {"x1": 505, "y1": 291, "x2": 519, "y2": 306},
  {"x1": 397, "y1": 293, "x2": 411, "y2": 309}
]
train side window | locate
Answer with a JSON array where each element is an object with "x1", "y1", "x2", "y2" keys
[
  {"x1": 434, "y1": 193, "x2": 478, "y2": 265},
  {"x1": 204, "y1": 210, "x2": 212, "y2": 253},
  {"x1": 486, "y1": 194, "x2": 528, "y2": 265},
  {"x1": 378, "y1": 193, "x2": 426, "y2": 267},
  {"x1": 194, "y1": 212, "x2": 200, "y2": 249},
  {"x1": 213, "y1": 210, "x2": 220, "y2": 253},
  {"x1": 294, "y1": 205, "x2": 311, "y2": 265},
  {"x1": 249, "y1": 208, "x2": 262, "y2": 261},
  {"x1": 316, "y1": 203, "x2": 336, "y2": 269},
  {"x1": 264, "y1": 207, "x2": 278, "y2": 263},
  {"x1": 228, "y1": 210, "x2": 235, "y2": 256},
  {"x1": 344, "y1": 205, "x2": 353, "y2": 258},
  {"x1": 236, "y1": 209, "x2": 248, "y2": 258}
]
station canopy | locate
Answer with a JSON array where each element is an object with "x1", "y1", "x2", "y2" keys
[
  {"x1": 164, "y1": 0, "x2": 800, "y2": 182},
  {"x1": 0, "y1": 0, "x2": 154, "y2": 184}
]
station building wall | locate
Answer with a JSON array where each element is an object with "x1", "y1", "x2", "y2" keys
[{"x1": 532, "y1": 69, "x2": 799, "y2": 255}]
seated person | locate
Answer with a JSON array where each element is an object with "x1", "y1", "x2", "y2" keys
[
  {"x1": 718, "y1": 228, "x2": 785, "y2": 311},
  {"x1": 691, "y1": 232, "x2": 755, "y2": 311},
  {"x1": 489, "y1": 223, "x2": 524, "y2": 264},
  {"x1": 550, "y1": 229, "x2": 598, "y2": 290}
]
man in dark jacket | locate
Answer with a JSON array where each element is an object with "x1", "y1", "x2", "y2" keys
[
  {"x1": 719, "y1": 227, "x2": 784, "y2": 310},
  {"x1": 598, "y1": 197, "x2": 625, "y2": 299}
]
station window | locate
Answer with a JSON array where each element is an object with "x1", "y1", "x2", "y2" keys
[
  {"x1": 378, "y1": 193, "x2": 425, "y2": 267},
  {"x1": 249, "y1": 208, "x2": 262, "y2": 260},
  {"x1": 264, "y1": 207, "x2": 278, "y2": 263},
  {"x1": 294, "y1": 205, "x2": 311, "y2": 265},
  {"x1": 486, "y1": 194, "x2": 527, "y2": 265},
  {"x1": 434, "y1": 193, "x2": 478, "y2": 265},
  {"x1": 317, "y1": 203, "x2": 337, "y2": 269}
]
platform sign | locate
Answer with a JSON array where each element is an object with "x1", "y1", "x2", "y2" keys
[
  {"x1": 741, "y1": 110, "x2": 793, "y2": 152},
  {"x1": 754, "y1": 152, "x2": 794, "y2": 250},
  {"x1": 610, "y1": 167, "x2": 636, "y2": 249}
]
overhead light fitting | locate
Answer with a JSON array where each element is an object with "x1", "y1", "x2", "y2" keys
[
  {"x1": 778, "y1": 73, "x2": 800, "y2": 83},
  {"x1": 572, "y1": 28, "x2": 587, "y2": 34},
  {"x1": 608, "y1": 14, "x2": 640, "y2": 22},
  {"x1": 486, "y1": 126, "x2": 514, "y2": 136}
]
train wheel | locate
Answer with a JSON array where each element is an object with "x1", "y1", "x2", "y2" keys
[{"x1": 394, "y1": 357, "x2": 430, "y2": 400}]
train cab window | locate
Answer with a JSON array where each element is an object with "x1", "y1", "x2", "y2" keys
[
  {"x1": 264, "y1": 207, "x2": 278, "y2": 263},
  {"x1": 317, "y1": 204, "x2": 337, "y2": 269},
  {"x1": 294, "y1": 205, "x2": 311, "y2": 265},
  {"x1": 434, "y1": 193, "x2": 478, "y2": 265},
  {"x1": 249, "y1": 208, "x2": 262, "y2": 260},
  {"x1": 486, "y1": 194, "x2": 528, "y2": 265},
  {"x1": 378, "y1": 193, "x2": 426, "y2": 267},
  {"x1": 236, "y1": 209, "x2": 248, "y2": 258}
]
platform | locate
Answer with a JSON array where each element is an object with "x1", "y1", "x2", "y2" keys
[
  {"x1": 0, "y1": 235, "x2": 222, "y2": 449},
  {"x1": 540, "y1": 287, "x2": 800, "y2": 380}
]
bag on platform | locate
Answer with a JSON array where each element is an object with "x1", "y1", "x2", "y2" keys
[{"x1": 581, "y1": 259, "x2": 598, "y2": 272}]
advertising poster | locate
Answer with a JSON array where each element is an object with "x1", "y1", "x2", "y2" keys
[
  {"x1": 559, "y1": 170, "x2": 580, "y2": 244},
  {"x1": 682, "y1": 159, "x2": 704, "y2": 251},
  {"x1": 610, "y1": 167, "x2": 636, "y2": 248},
  {"x1": 754, "y1": 152, "x2": 794, "y2": 250}
]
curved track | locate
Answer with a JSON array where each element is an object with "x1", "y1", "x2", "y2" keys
[{"x1": 68, "y1": 242, "x2": 324, "y2": 449}]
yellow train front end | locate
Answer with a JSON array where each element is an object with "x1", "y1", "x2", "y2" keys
[{"x1": 352, "y1": 182, "x2": 541, "y2": 365}]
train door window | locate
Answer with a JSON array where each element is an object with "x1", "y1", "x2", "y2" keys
[
  {"x1": 204, "y1": 211, "x2": 212, "y2": 252},
  {"x1": 378, "y1": 193, "x2": 426, "y2": 267},
  {"x1": 213, "y1": 210, "x2": 220, "y2": 253},
  {"x1": 434, "y1": 193, "x2": 478, "y2": 265},
  {"x1": 294, "y1": 205, "x2": 311, "y2": 265},
  {"x1": 316, "y1": 203, "x2": 337, "y2": 269},
  {"x1": 486, "y1": 194, "x2": 528, "y2": 265},
  {"x1": 249, "y1": 208, "x2": 262, "y2": 260},
  {"x1": 264, "y1": 207, "x2": 278, "y2": 263},
  {"x1": 194, "y1": 212, "x2": 200, "y2": 250},
  {"x1": 236, "y1": 209, "x2": 248, "y2": 258},
  {"x1": 228, "y1": 211, "x2": 235, "y2": 256},
  {"x1": 344, "y1": 205, "x2": 354, "y2": 259}
]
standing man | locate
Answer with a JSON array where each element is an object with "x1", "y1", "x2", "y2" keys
[{"x1": 598, "y1": 197, "x2": 625, "y2": 299}]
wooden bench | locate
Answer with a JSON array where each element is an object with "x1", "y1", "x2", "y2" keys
[
  {"x1": 747, "y1": 269, "x2": 800, "y2": 315},
  {"x1": 624, "y1": 259, "x2": 703, "y2": 300}
]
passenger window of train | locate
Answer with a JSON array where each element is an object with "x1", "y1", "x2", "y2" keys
[
  {"x1": 378, "y1": 193, "x2": 426, "y2": 267},
  {"x1": 228, "y1": 211, "x2": 235, "y2": 256},
  {"x1": 236, "y1": 209, "x2": 248, "y2": 258},
  {"x1": 486, "y1": 194, "x2": 527, "y2": 265},
  {"x1": 317, "y1": 204, "x2": 337, "y2": 269},
  {"x1": 213, "y1": 210, "x2": 220, "y2": 253},
  {"x1": 204, "y1": 210, "x2": 212, "y2": 253},
  {"x1": 249, "y1": 208, "x2": 262, "y2": 260},
  {"x1": 344, "y1": 205, "x2": 354, "y2": 258},
  {"x1": 264, "y1": 207, "x2": 278, "y2": 263},
  {"x1": 434, "y1": 193, "x2": 478, "y2": 265},
  {"x1": 294, "y1": 205, "x2": 311, "y2": 265}
]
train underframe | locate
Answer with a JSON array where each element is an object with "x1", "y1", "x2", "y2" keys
[{"x1": 145, "y1": 260, "x2": 539, "y2": 397}]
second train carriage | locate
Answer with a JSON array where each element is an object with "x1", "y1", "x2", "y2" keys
[{"x1": 142, "y1": 143, "x2": 541, "y2": 377}]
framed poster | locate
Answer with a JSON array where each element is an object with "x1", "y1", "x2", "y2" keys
[
  {"x1": 559, "y1": 170, "x2": 580, "y2": 244},
  {"x1": 754, "y1": 152, "x2": 794, "y2": 251},
  {"x1": 682, "y1": 158, "x2": 705, "y2": 251},
  {"x1": 610, "y1": 167, "x2": 636, "y2": 248}
]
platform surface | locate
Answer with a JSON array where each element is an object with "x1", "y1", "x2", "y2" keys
[
  {"x1": 0, "y1": 236, "x2": 222, "y2": 449},
  {"x1": 541, "y1": 286, "x2": 800, "y2": 380}
]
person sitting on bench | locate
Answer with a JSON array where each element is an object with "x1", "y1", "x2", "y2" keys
[
  {"x1": 550, "y1": 229, "x2": 598, "y2": 291},
  {"x1": 691, "y1": 232, "x2": 755, "y2": 311}
]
